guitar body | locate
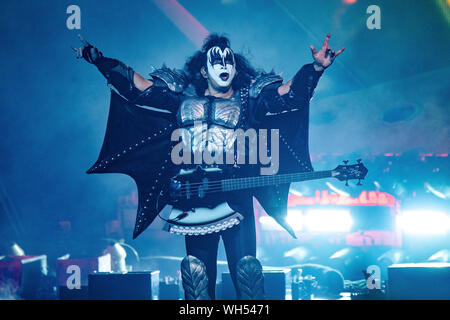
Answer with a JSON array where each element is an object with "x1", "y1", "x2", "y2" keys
[
  {"x1": 156, "y1": 166, "x2": 246, "y2": 235},
  {"x1": 168, "y1": 166, "x2": 230, "y2": 211}
]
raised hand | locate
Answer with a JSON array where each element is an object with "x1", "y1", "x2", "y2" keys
[
  {"x1": 71, "y1": 34, "x2": 102, "y2": 64},
  {"x1": 310, "y1": 34, "x2": 345, "y2": 70}
]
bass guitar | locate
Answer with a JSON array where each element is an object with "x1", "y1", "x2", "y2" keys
[{"x1": 156, "y1": 160, "x2": 368, "y2": 235}]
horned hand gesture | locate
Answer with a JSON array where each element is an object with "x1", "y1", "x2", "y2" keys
[
  {"x1": 71, "y1": 34, "x2": 102, "y2": 64},
  {"x1": 310, "y1": 34, "x2": 345, "y2": 71}
]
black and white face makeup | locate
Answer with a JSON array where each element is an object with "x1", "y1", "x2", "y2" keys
[{"x1": 206, "y1": 46, "x2": 236, "y2": 88}]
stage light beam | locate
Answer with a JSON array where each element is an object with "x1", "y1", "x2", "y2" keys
[
  {"x1": 428, "y1": 249, "x2": 449, "y2": 262},
  {"x1": 326, "y1": 182, "x2": 350, "y2": 197},
  {"x1": 151, "y1": 0, "x2": 209, "y2": 48},
  {"x1": 424, "y1": 182, "x2": 447, "y2": 199}
]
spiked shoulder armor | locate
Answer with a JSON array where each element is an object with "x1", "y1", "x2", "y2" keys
[
  {"x1": 149, "y1": 67, "x2": 186, "y2": 93},
  {"x1": 249, "y1": 73, "x2": 283, "y2": 98}
]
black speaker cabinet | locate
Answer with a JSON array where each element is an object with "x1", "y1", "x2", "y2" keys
[
  {"x1": 159, "y1": 282, "x2": 181, "y2": 300},
  {"x1": 59, "y1": 286, "x2": 89, "y2": 300},
  {"x1": 388, "y1": 263, "x2": 450, "y2": 300},
  {"x1": 88, "y1": 271, "x2": 160, "y2": 300}
]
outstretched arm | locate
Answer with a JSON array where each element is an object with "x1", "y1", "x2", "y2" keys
[
  {"x1": 279, "y1": 33, "x2": 344, "y2": 103},
  {"x1": 72, "y1": 35, "x2": 179, "y2": 111},
  {"x1": 279, "y1": 33, "x2": 345, "y2": 102},
  {"x1": 133, "y1": 72, "x2": 153, "y2": 91},
  {"x1": 256, "y1": 34, "x2": 345, "y2": 117}
]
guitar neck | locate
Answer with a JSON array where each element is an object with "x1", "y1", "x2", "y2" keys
[{"x1": 222, "y1": 170, "x2": 334, "y2": 192}]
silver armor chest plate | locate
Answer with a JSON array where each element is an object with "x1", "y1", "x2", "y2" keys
[{"x1": 177, "y1": 94, "x2": 242, "y2": 154}]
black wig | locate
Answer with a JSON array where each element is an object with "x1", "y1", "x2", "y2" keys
[{"x1": 184, "y1": 34, "x2": 257, "y2": 96}]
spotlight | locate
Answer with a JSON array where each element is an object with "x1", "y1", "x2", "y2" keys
[
  {"x1": 284, "y1": 246, "x2": 309, "y2": 263},
  {"x1": 377, "y1": 249, "x2": 404, "y2": 266},
  {"x1": 8, "y1": 243, "x2": 25, "y2": 256},
  {"x1": 428, "y1": 249, "x2": 449, "y2": 263},
  {"x1": 397, "y1": 210, "x2": 449, "y2": 235},
  {"x1": 330, "y1": 248, "x2": 353, "y2": 260},
  {"x1": 326, "y1": 182, "x2": 350, "y2": 197},
  {"x1": 373, "y1": 181, "x2": 381, "y2": 191},
  {"x1": 305, "y1": 210, "x2": 352, "y2": 232},
  {"x1": 424, "y1": 182, "x2": 447, "y2": 199},
  {"x1": 104, "y1": 242, "x2": 127, "y2": 273},
  {"x1": 289, "y1": 189, "x2": 304, "y2": 196},
  {"x1": 392, "y1": 182, "x2": 407, "y2": 197}
]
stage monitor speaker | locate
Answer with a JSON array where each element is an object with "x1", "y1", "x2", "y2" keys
[
  {"x1": 388, "y1": 262, "x2": 450, "y2": 300},
  {"x1": 159, "y1": 282, "x2": 181, "y2": 300},
  {"x1": 0, "y1": 255, "x2": 47, "y2": 300},
  {"x1": 220, "y1": 269, "x2": 289, "y2": 300},
  {"x1": 88, "y1": 271, "x2": 160, "y2": 300}
]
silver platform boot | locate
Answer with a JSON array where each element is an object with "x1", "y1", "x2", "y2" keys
[
  {"x1": 181, "y1": 255, "x2": 211, "y2": 300},
  {"x1": 236, "y1": 255, "x2": 265, "y2": 300}
]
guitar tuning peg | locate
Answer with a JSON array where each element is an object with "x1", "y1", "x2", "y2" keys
[
  {"x1": 343, "y1": 160, "x2": 349, "y2": 165},
  {"x1": 357, "y1": 179, "x2": 362, "y2": 186}
]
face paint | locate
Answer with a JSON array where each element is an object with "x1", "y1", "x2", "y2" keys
[{"x1": 206, "y1": 46, "x2": 236, "y2": 88}]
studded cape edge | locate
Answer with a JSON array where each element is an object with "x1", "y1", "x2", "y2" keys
[
  {"x1": 254, "y1": 106, "x2": 314, "y2": 239},
  {"x1": 86, "y1": 90, "x2": 177, "y2": 239}
]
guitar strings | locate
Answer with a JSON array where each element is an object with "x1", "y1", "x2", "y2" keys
[
  {"x1": 176, "y1": 171, "x2": 333, "y2": 196},
  {"x1": 176, "y1": 171, "x2": 330, "y2": 189},
  {"x1": 176, "y1": 171, "x2": 332, "y2": 191}
]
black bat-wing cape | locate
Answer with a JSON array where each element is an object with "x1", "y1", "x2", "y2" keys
[{"x1": 87, "y1": 90, "x2": 313, "y2": 239}]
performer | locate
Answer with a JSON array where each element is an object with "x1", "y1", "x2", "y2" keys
[{"x1": 73, "y1": 33, "x2": 344, "y2": 300}]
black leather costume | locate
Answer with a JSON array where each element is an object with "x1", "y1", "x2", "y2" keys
[{"x1": 87, "y1": 54, "x2": 323, "y2": 299}]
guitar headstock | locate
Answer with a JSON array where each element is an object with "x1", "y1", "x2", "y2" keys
[{"x1": 332, "y1": 159, "x2": 368, "y2": 186}]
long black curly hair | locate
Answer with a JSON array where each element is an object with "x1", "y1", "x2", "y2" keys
[{"x1": 184, "y1": 34, "x2": 257, "y2": 96}]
